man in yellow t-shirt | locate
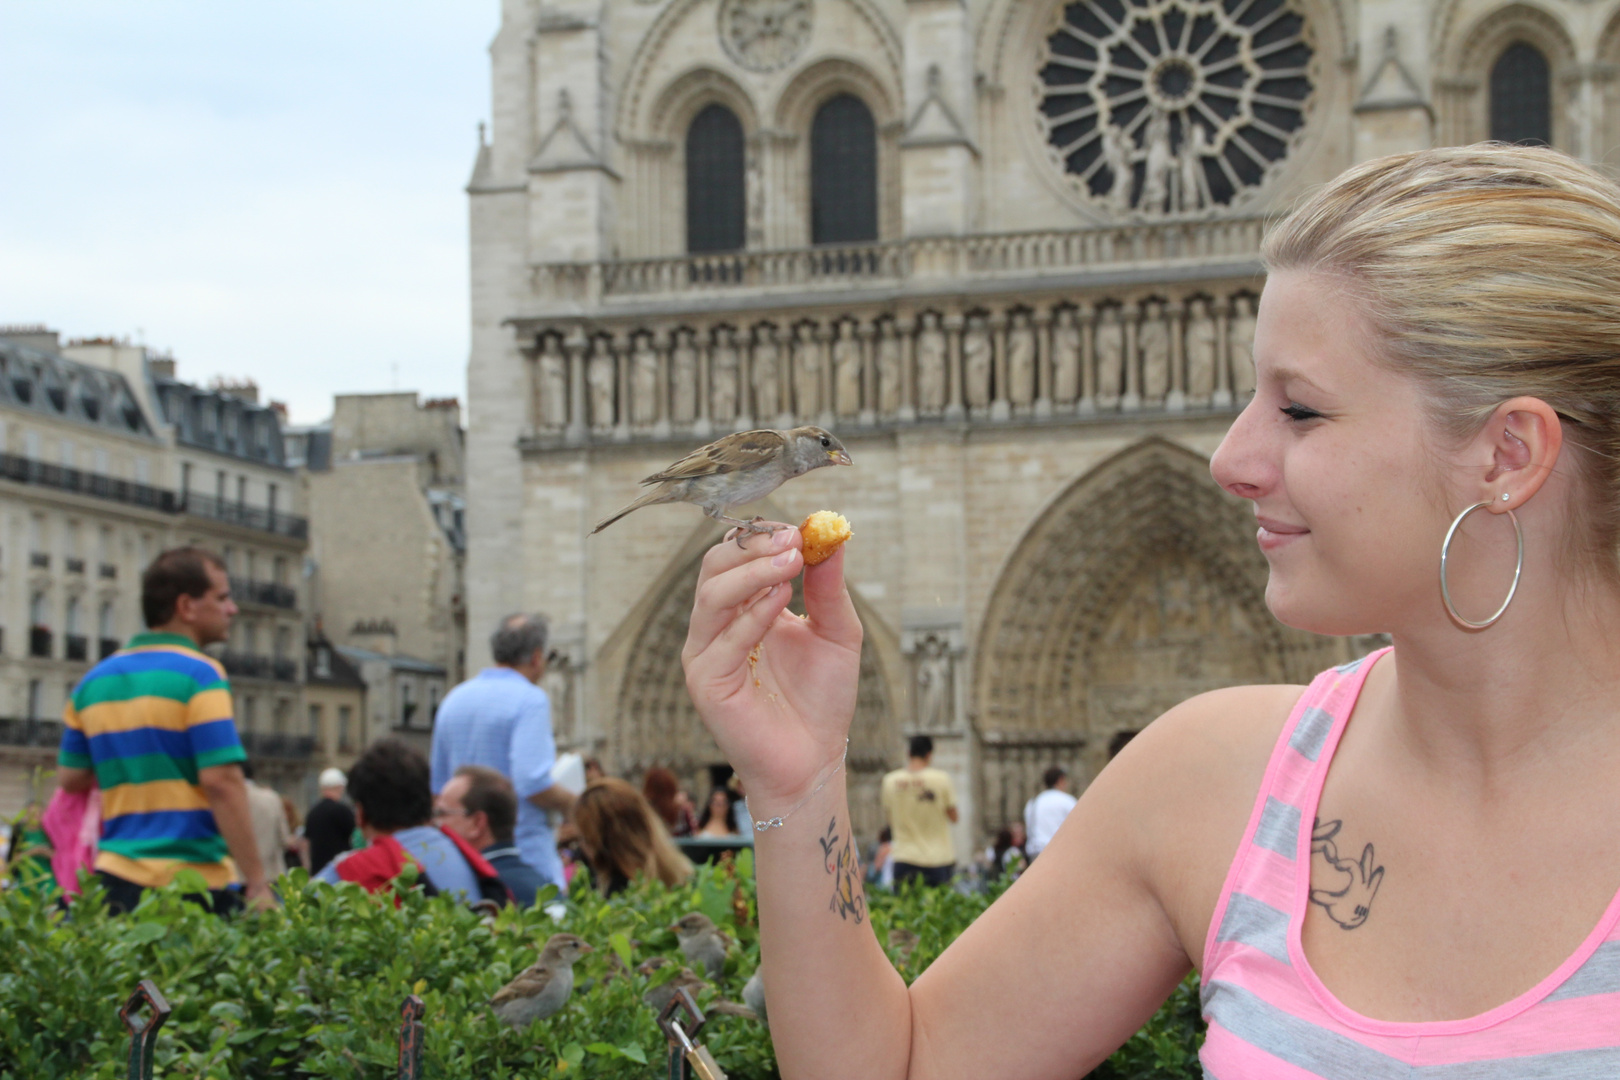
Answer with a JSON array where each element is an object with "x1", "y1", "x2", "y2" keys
[{"x1": 879, "y1": 735, "x2": 958, "y2": 887}]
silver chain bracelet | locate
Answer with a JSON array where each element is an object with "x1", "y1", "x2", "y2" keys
[{"x1": 749, "y1": 740, "x2": 849, "y2": 832}]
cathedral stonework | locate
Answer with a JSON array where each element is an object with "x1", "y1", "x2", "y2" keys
[{"x1": 467, "y1": 0, "x2": 1620, "y2": 861}]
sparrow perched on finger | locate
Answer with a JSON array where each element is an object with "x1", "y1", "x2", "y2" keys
[
  {"x1": 670, "y1": 911, "x2": 733, "y2": 980},
  {"x1": 591, "y1": 426, "x2": 853, "y2": 539},
  {"x1": 488, "y1": 933, "x2": 593, "y2": 1028}
]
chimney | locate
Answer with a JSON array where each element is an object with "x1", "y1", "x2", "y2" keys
[
  {"x1": 147, "y1": 354, "x2": 177, "y2": 380},
  {"x1": 0, "y1": 325, "x2": 62, "y2": 353}
]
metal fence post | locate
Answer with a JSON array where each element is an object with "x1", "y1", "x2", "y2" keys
[
  {"x1": 397, "y1": 994, "x2": 425, "y2": 1080},
  {"x1": 119, "y1": 980, "x2": 171, "y2": 1080}
]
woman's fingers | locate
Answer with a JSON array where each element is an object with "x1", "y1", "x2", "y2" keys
[
  {"x1": 687, "y1": 581, "x2": 796, "y2": 689},
  {"x1": 695, "y1": 522, "x2": 798, "y2": 590},
  {"x1": 685, "y1": 539, "x2": 802, "y2": 659},
  {"x1": 802, "y1": 546, "x2": 862, "y2": 647}
]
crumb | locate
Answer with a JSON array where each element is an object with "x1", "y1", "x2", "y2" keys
[
  {"x1": 799, "y1": 511, "x2": 852, "y2": 566},
  {"x1": 748, "y1": 641, "x2": 763, "y2": 687}
]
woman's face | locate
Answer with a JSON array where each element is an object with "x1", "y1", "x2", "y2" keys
[
  {"x1": 1210, "y1": 270, "x2": 1456, "y2": 636},
  {"x1": 709, "y1": 789, "x2": 730, "y2": 816}
]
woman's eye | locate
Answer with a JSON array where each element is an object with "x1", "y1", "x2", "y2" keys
[{"x1": 1280, "y1": 403, "x2": 1322, "y2": 422}]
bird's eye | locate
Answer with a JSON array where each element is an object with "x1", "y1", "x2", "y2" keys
[{"x1": 820, "y1": 436, "x2": 830, "y2": 447}]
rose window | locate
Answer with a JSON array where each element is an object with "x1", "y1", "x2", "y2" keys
[{"x1": 1038, "y1": 0, "x2": 1314, "y2": 215}]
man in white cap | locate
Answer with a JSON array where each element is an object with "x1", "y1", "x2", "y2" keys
[{"x1": 305, "y1": 767, "x2": 355, "y2": 876}]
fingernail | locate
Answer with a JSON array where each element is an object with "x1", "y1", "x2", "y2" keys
[
  {"x1": 771, "y1": 528, "x2": 794, "y2": 550},
  {"x1": 772, "y1": 549, "x2": 798, "y2": 568}
]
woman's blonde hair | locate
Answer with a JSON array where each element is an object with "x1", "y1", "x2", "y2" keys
[
  {"x1": 1264, "y1": 143, "x2": 1620, "y2": 570},
  {"x1": 574, "y1": 777, "x2": 693, "y2": 892}
]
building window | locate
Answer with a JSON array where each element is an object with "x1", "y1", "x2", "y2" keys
[
  {"x1": 26, "y1": 679, "x2": 41, "y2": 720},
  {"x1": 180, "y1": 461, "x2": 191, "y2": 495},
  {"x1": 338, "y1": 705, "x2": 353, "y2": 751},
  {"x1": 315, "y1": 646, "x2": 332, "y2": 679},
  {"x1": 401, "y1": 681, "x2": 416, "y2": 728},
  {"x1": 240, "y1": 696, "x2": 256, "y2": 734},
  {"x1": 237, "y1": 475, "x2": 248, "y2": 507},
  {"x1": 685, "y1": 104, "x2": 746, "y2": 254},
  {"x1": 1490, "y1": 42, "x2": 1551, "y2": 146},
  {"x1": 810, "y1": 94, "x2": 878, "y2": 245},
  {"x1": 308, "y1": 703, "x2": 323, "y2": 738}
]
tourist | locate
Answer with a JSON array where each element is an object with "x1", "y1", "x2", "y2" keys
[
  {"x1": 242, "y1": 761, "x2": 290, "y2": 884},
  {"x1": 430, "y1": 614, "x2": 574, "y2": 891},
  {"x1": 54, "y1": 547, "x2": 268, "y2": 915},
  {"x1": 983, "y1": 822, "x2": 1026, "y2": 882},
  {"x1": 304, "y1": 768, "x2": 354, "y2": 876},
  {"x1": 680, "y1": 144, "x2": 1620, "y2": 1074},
  {"x1": 317, "y1": 738, "x2": 506, "y2": 903},
  {"x1": 694, "y1": 786, "x2": 739, "y2": 838},
  {"x1": 880, "y1": 735, "x2": 958, "y2": 887},
  {"x1": 280, "y1": 795, "x2": 306, "y2": 872},
  {"x1": 642, "y1": 766, "x2": 697, "y2": 837},
  {"x1": 573, "y1": 778, "x2": 692, "y2": 897},
  {"x1": 1022, "y1": 765, "x2": 1077, "y2": 862},
  {"x1": 434, "y1": 764, "x2": 547, "y2": 907}
]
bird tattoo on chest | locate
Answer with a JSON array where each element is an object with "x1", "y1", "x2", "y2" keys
[{"x1": 591, "y1": 426, "x2": 853, "y2": 539}]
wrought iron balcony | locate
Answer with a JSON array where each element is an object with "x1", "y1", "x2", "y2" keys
[
  {"x1": 239, "y1": 731, "x2": 315, "y2": 759},
  {"x1": 98, "y1": 563, "x2": 117, "y2": 580},
  {"x1": 65, "y1": 557, "x2": 85, "y2": 575},
  {"x1": 178, "y1": 492, "x2": 307, "y2": 540},
  {"x1": 65, "y1": 634, "x2": 88, "y2": 662},
  {"x1": 29, "y1": 552, "x2": 48, "y2": 569},
  {"x1": 0, "y1": 717, "x2": 61, "y2": 747},
  {"x1": 229, "y1": 575, "x2": 297, "y2": 609},
  {"x1": 220, "y1": 652, "x2": 299, "y2": 682}
]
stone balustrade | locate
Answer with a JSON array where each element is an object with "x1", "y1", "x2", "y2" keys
[
  {"x1": 529, "y1": 217, "x2": 1267, "y2": 305},
  {"x1": 517, "y1": 282, "x2": 1258, "y2": 445}
]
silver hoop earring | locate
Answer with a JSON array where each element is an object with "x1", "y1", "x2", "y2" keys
[{"x1": 1439, "y1": 501, "x2": 1524, "y2": 629}]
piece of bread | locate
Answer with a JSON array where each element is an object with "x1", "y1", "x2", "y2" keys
[{"x1": 799, "y1": 511, "x2": 852, "y2": 566}]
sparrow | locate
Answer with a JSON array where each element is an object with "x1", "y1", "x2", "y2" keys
[
  {"x1": 642, "y1": 965, "x2": 758, "y2": 1020},
  {"x1": 670, "y1": 911, "x2": 733, "y2": 980},
  {"x1": 886, "y1": 927, "x2": 919, "y2": 966},
  {"x1": 591, "y1": 427, "x2": 853, "y2": 538},
  {"x1": 741, "y1": 968, "x2": 767, "y2": 1026},
  {"x1": 488, "y1": 933, "x2": 593, "y2": 1028}
]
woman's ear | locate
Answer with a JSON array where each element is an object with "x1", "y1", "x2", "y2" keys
[{"x1": 1482, "y1": 397, "x2": 1563, "y2": 511}]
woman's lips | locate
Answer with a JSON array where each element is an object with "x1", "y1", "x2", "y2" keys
[{"x1": 1256, "y1": 517, "x2": 1308, "y2": 552}]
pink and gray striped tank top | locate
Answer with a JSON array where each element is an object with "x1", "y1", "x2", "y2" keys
[{"x1": 1200, "y1": 648, "x2": 1620, "y2": 1078}]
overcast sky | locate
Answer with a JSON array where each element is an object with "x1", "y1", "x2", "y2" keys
[{"x1": 0, "y1": 3, "x2": 499, "y2": 424}]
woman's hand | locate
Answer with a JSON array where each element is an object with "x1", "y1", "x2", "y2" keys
[{"x1": 682, "y1": 524, "x2": 862, "y2": 813}]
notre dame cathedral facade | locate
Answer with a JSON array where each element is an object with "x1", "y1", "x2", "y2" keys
[{"x1": 465, "y1": 0, "x2": 1620, "y2": 859}]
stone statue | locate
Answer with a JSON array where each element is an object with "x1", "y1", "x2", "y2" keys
[
  {"x1": 962, "y1": 314, "x2": 993, "y2": 410},
  {"x1": 1006, "y1": 311, "x2": 1036, "y2": 407},
  {"x1": 1139, "y1": 300, "x2": 1170, "y2": 404},
  {"x1": 791, "y1": 322, "x2": 822, "y2": 418},
  {"x1": 670, "y1": 330, "x2": 698, "y2": 423},
  {"x1": 916, "y1": 312, "x2": 947, "y2": 413},
  {"x1": 586, "y1": 344, "x2": 615, "y2": 430},
  {"x1": 1140, "y1": 111, "x2": 1174, "y2": 214},
  {"x1": 1051, "y1": 307, "x2": 1081, "y2": 405},
  {"x1": 833, "y1": 322, "x2": 862, "y2": 417},
  {"x1": 631, "y1": 334, "x2": 660, "y2": 426},
  {"x1": 1178, "y1": 123, "x2": 1212, "y2": 213},
  {"x1": 750, "y1": 324, "x2": 780, "y2": 419},
  {"x1": 710, "y1": 326, "x2": 740, "y2": 422},
  {"x1": 1184, "y1": 298, "x2": 1217, "y2": 405},
  {"x1": 914, "y1": 634, "x2": 953, "y2": 732},
  {"x1": 1228, "y1": 295, "x2": 1257, "y2": 398},
  {"x1": 876, "y1": 323, "x2": 901, "y2": 414},
  {"x1": 1095, "y1": 306, "x2": 1125, "y2": 408},
  {"x1": 1100, "y1": 123, "x2": 1133, "y2": 214},
  {"x1": 537, "y1": 336, "x2": 568, "y2": 428}
]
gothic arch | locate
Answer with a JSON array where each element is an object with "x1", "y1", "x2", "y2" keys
[
  {"x1": 649, "y1": 66, "x2": 761, "y2": 139},
  {"x1": 973, "y1": 438, "x2": 1337, "y2": 794},
  {"x1": 608, "y1": 523, "x2": 900, "y2": 843},
  {"x1": 1434, "y1": 4, "x2": 1577, "y2": 148}
]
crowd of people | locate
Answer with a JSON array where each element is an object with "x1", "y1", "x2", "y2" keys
[{"x1": 1, "y1": 542, "x2": 1069, "y2": 914}]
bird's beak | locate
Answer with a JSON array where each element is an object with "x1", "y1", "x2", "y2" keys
[
  {"x1": 579, "y1": 943, "x2": 595, "y2": 954},
  {"x1": 829, "y1": 448, "x2": 853, "y2": 466}
]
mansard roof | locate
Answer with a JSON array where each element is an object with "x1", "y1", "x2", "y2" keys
[
  {"x1": 0, "y1": 338, "x2": 156, "y2": 440},
  {"x1": 152, "y1": 373, "x2": 289, "y2": 468}
]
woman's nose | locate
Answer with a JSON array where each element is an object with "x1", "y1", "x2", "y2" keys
[{"x1": 1209, "y1": 399, "x2": 1272, "y2": 501}]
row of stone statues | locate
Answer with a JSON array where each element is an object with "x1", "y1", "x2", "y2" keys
[{"x1": 530, "y1": 293, "x2": 1258, "y2": 434}]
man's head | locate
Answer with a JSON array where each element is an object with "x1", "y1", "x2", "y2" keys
[
  {"x1": 346, "y1": 738, "x2": 432, "y2": 836},
  {"x1": 142, "y1": 547, "x2": 235, "y2": 646},
  {"x1": 318, "y1": 767, "x2": 347, "y2": 801},
  {"x1": 490, "y1": 613, "x2": 548, "y2": 682},
  {"x1": 1043, "y1": 765, "x2": 1069, "y2": 792},
  {"x1": 435, "y1": 765, "x2": 516, "y2": 850},
  {"x1": 908, "y1": 734, "x2": 934, "y2": 763}
]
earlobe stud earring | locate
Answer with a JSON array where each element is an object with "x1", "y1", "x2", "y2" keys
[{"x1": 1501, "y1": 493, "x2": 1510, "y2": 502}]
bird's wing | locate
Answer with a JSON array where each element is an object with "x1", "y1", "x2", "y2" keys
[
  {"x1": 641, "y1": 430, "x2": 787, "y2": 484},
  {"x1": 490, "y1": 966, "x2": 554, "y2": 1007}
]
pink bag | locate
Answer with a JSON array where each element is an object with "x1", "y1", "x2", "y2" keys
[{"x1": 41, "y1": 786, "x2": 100, "y2": 896}]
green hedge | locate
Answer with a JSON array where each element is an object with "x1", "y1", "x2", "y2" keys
[{"x1": 0, "y1": 856, "x2": 1202, "y2": 1079}]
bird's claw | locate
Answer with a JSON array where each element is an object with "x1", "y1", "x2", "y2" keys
[{"x1": 727, "y1": 517, "x2": 788, "y2": 548}]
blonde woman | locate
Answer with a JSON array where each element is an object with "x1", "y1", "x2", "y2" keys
[
  {"x1": 682, "y1": 144, "x2": 1620, "y2": 1077},
  {"x1": 572, "y1": 777, "x2": 693, "y2": 897}
]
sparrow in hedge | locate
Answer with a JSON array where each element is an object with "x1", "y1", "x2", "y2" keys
[
  {"x1": 641, "y1": 965, "x2": 758, "y2": 1020},
  {"x1": 590, "y1": 427, "x2": 853, "y2": 538},
  {"x1": 886, "y1": 927, "x2": 920, "y2": 966},
  {"x1": 489, "y1": 933, "x2": 593, "y2": 1028},
  {"x1": 741, "y1": 968, "x2": 767, "y2": 1026},
  {"x1": 670, "y1": 912, "x2": 733, "y2": 980}
]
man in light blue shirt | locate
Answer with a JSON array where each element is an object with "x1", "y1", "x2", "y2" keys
[{"x1": 430, "y1": 614, "x2": 575, "y2": 890}]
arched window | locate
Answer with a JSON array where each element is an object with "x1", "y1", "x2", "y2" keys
[
  {"x1": 810, "y1": 94, "x2": 878, "y2": 245},
  {"x1": 1490, "y1": 42, "x2": 1551, "y2": 145},
  {"x1": 686, "y1": 104, "x2": 746, "y2": 253}
]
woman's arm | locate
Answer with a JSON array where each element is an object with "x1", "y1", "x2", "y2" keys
[{"x1": 682, "y1": 527, "x2": 1280, "y2": 1077}]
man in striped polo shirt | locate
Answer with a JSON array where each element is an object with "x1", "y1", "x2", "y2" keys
[{"x1": 56, "y1": 547, "x2": 270, "y2": 913}]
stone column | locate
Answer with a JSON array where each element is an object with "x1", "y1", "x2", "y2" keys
[
  {"x1": 1121, "y1": 302, "x2": 1142, "y2": 413},
  {"x1": 564, "y1": 329, "x2": 588, "y2": 444},
  {"x1": 1166, "y1": 298, "x2": 1186, "y2": 413},
  {"x1": 989, "y1": 310, "x2": 1011, "y2": 422},
  {"x1": 613, "y1": 331, "x2": 632, "y2": 442},
  {"x1": 652, "y1": 327, "x2": 672, "y2": 438},
  {"x1": 857, "y1": 319, "x2": 877, "y2": 426},
  {"x1": 815, "y1": 321, "x2": 835, "y2": 429},
  {"x1": 1078, "y1": 301, "x2": 1096, "y2": 416},
  {"x1": 1033, "y1": 308, "x2": 1053, "y2": 419},
  {"x1": 1212, "y1": 302, "x2": 1233, "y2": 408},
  {"x1": 944, "y1": 310, "x2": 965, "y2": 421},
  {"x1": 694, "y1": 323, "x2": 714, "y2": 438},
  {"x1": 735, "y1": 324, "x2": 755, "y2": 430},
  {"x1": 896, "y1": 313, "x2": 917, "y2": 422}
]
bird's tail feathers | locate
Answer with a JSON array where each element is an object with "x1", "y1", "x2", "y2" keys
[{"x1": 591, "y1": 488, "x2": 669, "y2": 534}]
